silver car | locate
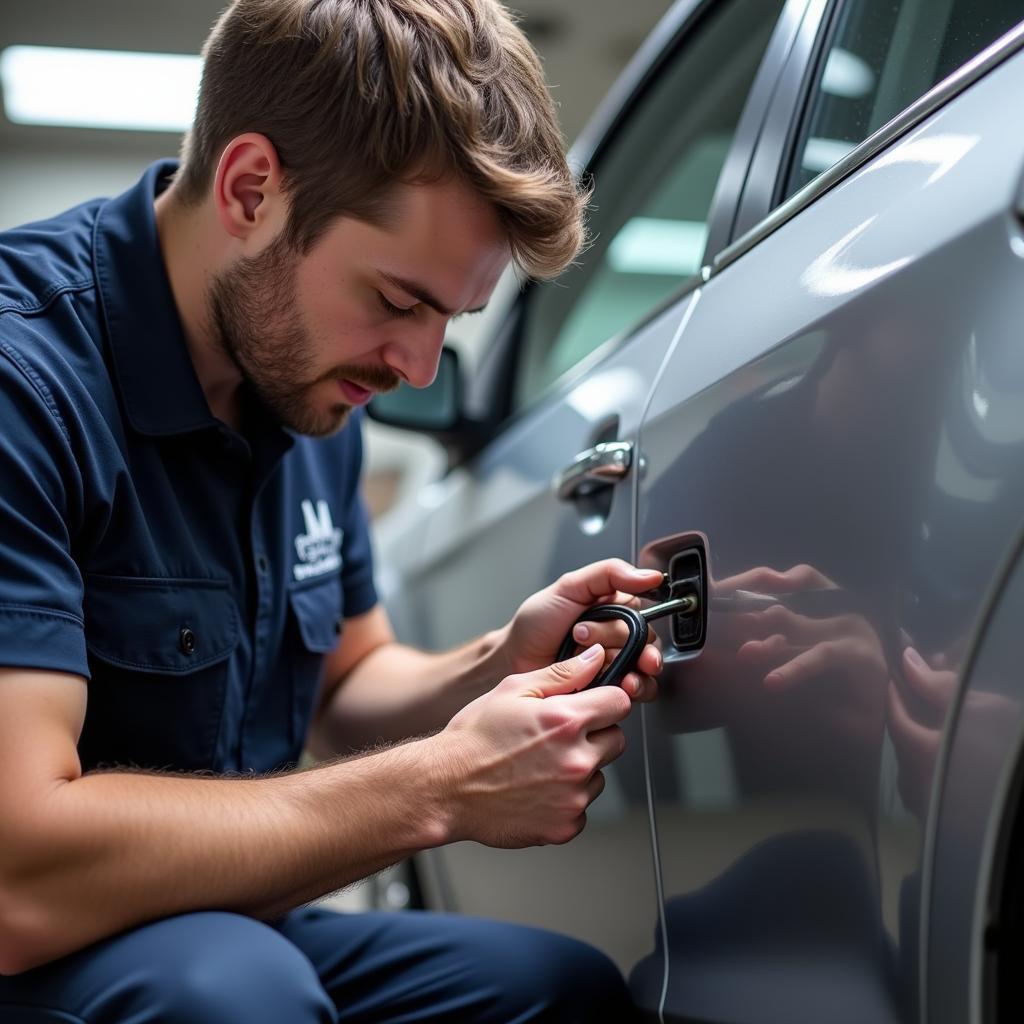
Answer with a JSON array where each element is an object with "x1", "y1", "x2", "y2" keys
[{"x1": 368, "y1": 0, "x2": 1024, "y2": 1020}]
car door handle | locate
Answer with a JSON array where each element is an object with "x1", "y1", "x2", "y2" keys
[{"x1": 553, "y1": 441, "x2": 634, "y2": 502}]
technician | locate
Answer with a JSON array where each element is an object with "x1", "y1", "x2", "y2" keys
[{"x1": 0, "y1": 0, "x2": 664, "y2": 1021}]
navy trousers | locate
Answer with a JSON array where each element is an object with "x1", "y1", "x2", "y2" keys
[{"x1": 0, "y1": 907, "x2": 633, "y2": 1022}]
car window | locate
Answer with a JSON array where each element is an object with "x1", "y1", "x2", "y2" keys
[
  {"x1": 513, "y1": 0, "x2": 785, "y2": 411},
  {"x1": 785, "y1": 0, "x2": 1024, "y2": 197}
]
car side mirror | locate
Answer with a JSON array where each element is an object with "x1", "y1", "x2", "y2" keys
[{"x1": 368, "y1": 346, "x2": 461, "y2": 432}]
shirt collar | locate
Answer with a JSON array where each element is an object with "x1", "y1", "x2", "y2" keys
[{"x1": 93, "y1": 159, "x2": 219, "y2": 437}]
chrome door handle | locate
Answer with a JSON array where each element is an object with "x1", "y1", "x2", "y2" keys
[{"x1": 553, "y1": 441, "x2": 633, "y2": 502}]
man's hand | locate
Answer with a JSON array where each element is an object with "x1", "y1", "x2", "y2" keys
[
  {"x1": 435, "y1": 643, "x2": 631, "y2": 847},
  {"x1": 500, "y1": 559, "x2": 665, "y2": 701}
]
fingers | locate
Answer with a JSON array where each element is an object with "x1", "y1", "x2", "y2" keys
[
  {"x1": 518, "y1": 643, "x2": 607, "y2": 698},
  {"x1": 571, "y1": 615, "x2": 662, "y2": 668},
  {"x1": 886, "y1": 680, "x2": 936, "y2": 817},
  {"x1": 736, "y1": 633, "x2": 801, "y2": 671},
  {"x1": 556, "y1": 560, "x2": 663, "y2": 607},
  {"x1": 901, "y1": 647, "x2": 957, "y2": 710},
  {"x1": 633, "y1": 642, "x2": 662, "y2": 677},
  {"x1": 506, "y1": 642, "x2": 633, "y2": 721},
  {"x1": 735, "y1": 604, "x2": 848, "y2": 645},
  {"x1": 571, "y1": 616, "x2": 653, "y2": 649},
  {"x1": 565, "y1": 770, "x2": 607, "y2": 837},
  {"x1": 714, "y1": 563, "x2": 836, "y2": 595},
  {"x1": 587, "y1": 724, "x2": 626, "y2": 769},
  {"x1": 763, "y1": 641, "x2": 838, "y2": 690},
  {"x1": 569, "y1": 617, "x2": 662, "y2": 702},
  {"x1": 887, "y1": 679, "x2": 940, "y2": 780},
  {"x1": 545, "y1": 682, "x2": 633, "y2": 732},
  {"x1": 616, "y1": 670, "x2": 659, "y2": 702}
]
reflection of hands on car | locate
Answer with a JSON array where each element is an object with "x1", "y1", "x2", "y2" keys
[
  {"x1": 439, "y1": 643, "x2": 631, "y2": 848},
  {"x1": 715, "y1": 564, "x2": 888, "y2": 745},
  {"x1": 886, "y1": 647, "x2": 955, "y2": 818},
  {"x1": 705, "y1": 563, "x2": 839, "y2": 652},
  {"x1": 502, "y1": 559, "x2": 665, "y2": 702},
  {"x1": 886, "y1": 646, "x2": 1012, "y2": 821}
]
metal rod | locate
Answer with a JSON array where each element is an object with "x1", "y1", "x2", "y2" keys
[{"x1": 639, "y1": 594, "x2": 698, "y2": 622}]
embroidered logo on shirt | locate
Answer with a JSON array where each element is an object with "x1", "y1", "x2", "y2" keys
[{"x1": 293, "y1": 499, "x2": 343, "y2": 581}]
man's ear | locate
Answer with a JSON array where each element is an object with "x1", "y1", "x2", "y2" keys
[{"x1": 212, "y1": 133, "x2": 288, "y2": 246}]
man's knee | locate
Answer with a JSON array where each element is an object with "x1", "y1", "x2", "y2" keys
[
  {"x1": 488, "y1": 924, "x2": 634, "y2": 1023},
  {"x1": 415, "y1": 914, "x2": 634, "y2": 1023},
  {"x1": 106, "y1": 912, "x2": 335, "y2": 1024}
]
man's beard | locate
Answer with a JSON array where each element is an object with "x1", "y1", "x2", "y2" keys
[{"x1": 207, "y1": 236, "x2": 399, "y2": 437}]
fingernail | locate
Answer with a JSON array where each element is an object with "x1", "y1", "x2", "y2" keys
[
  {"x1": 573, "y1": 623, "x2": 590, "y2": 642},
  {"x1": 654, "y1": 648, "x2": 662, "y2": 670},
  {"x1": 579, "y1": 643, "x2": 603, "y2": 663},
  {"x1": 904, "y1": 646, "x2": 924, "y2": 669}
]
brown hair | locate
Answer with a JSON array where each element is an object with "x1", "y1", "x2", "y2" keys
[{"x1": 174, "y1": 0, "x2": 588, "y2": 278}]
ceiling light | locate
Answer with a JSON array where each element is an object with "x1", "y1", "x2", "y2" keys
[
  {"x1": 0, "y1": 46, "x2": 202, "y2": 132},
  {"x1": 607, "y1": 217, "x2": 708, "y2": 277},
  {"x1": 821, "y1": 47, "x2": 874, "y2": 99},
  {"x1": 802, "y1": 136, "x2": 856, "y2": 173}
]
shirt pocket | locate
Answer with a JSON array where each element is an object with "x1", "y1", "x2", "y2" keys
[
  {"x1": 81, "y1": 574, "x2": 240, "y2": 772},
  {"x1": 287, "y1": 574, "x2": 343, "y2": 752}
]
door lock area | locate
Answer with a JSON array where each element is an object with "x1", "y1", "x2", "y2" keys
[
  {"x1": 639, "y1": 543, "x2": 707, "y2": 652},
  {"x1": 557, "y1": 538, "x2": 707, "y2": 686}
]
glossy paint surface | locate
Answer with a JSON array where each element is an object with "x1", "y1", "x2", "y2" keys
[
  {"x1": 928, "y1": 548, "x2": 1024, "y2": 1024},
  {"x1": 635, "y1": 51, "x2": 1024, "y2": 1023}
]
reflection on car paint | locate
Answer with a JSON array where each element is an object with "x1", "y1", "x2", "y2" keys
[{"x1": 637, "y1": 54, "x2": 1024, "y2": 1016}]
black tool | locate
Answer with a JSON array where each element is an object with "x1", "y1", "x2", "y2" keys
[{"x1": 556, "y1": 574, "x2": 698, "y2": 689}]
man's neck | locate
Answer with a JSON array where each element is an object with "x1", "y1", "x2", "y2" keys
[{"x1": 153, "y1": 189, "x2": 244, "y2": 429}]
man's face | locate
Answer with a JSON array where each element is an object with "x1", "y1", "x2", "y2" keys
[{"x1": 208, "y1": 177, "x2": 510, "y2": 437}]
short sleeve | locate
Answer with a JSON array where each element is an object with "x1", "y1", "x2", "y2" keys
[{"x1": 0, "y1": 340, "x2": 88, "y2": 676}]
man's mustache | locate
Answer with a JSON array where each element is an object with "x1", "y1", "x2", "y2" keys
[{"x1": 324, "y1": 365, "x2": 401, "y2": 394}]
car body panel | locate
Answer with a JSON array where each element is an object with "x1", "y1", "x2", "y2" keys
[
  {"x1": 928, "y1": 537, "x2": 1024, "y2": 1023},
  {"x1": 633, "y1": 47, "x2": 1024, "y2": 1023}
]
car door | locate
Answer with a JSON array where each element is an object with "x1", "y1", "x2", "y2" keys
[
  {"x1": 374, "y1": 0, "x2": 793, "y2": 985},
  {"x1": 630, "y1": 1, "x2": 1024, "y2": 1020}
]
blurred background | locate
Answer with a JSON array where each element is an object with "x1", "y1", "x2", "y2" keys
[{"x1": 0, "y1": 0, "x2": 674, "y2": 516}]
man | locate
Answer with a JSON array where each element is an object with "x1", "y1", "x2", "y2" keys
[{"x1": 0, "y1": 1, "x2": 664, "y2": 1020}]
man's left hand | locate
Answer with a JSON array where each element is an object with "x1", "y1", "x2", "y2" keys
[{"x1": 500, "y1": 559, "x2": 665, "y2": 702}]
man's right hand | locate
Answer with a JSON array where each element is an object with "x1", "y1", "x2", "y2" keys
[{"x1": 430, "y1": 643, "x2": 631, "y2": 849}]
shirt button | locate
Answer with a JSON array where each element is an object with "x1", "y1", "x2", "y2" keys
[
  {"x1": 333, "y1": 617, "x2": 343, "y2": 635},
  {"x1": 179, "y1": 627, "x2": 197, "y2": 656},
  {"x1": 256, "y1": 554, "x2": 269, "y2": 574}
]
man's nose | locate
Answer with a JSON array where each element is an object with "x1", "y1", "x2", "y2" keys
[{"x1": 382, "y1": 322, "x2": 447, "y2": 389}]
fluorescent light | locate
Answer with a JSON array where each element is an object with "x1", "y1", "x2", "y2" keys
[
  {"x1": 607, "y1": 217, "x2": 708, "y2": 277},
  {"x1": 1, "y1": 45, "x2": 201, "y2": 132},
  {"x1": 821, "y1": 47, "x2": 874, "y2": 99},
  {"x1": 802, "y1": 136, "x2": 856, "y2": 173}
]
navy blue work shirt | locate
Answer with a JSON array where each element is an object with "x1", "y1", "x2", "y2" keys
[{"x1": 0, "y1": 160, "x2": 378, "y2": 774}]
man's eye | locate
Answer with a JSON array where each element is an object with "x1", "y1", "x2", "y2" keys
[{"x1": 377, "y1": 292, "x2": 416, "y2": 319}]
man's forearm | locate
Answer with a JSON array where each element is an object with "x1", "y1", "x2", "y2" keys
[
  {"x1": 311, "y1": 627, "x2": 511, "y2": 756},
  {"x1": 2, "y1": 738, "x2": 450, "y2": 973}
]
